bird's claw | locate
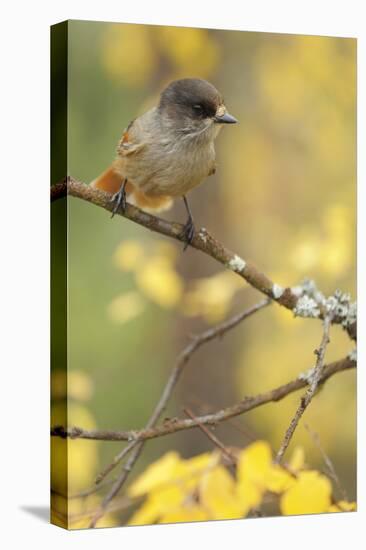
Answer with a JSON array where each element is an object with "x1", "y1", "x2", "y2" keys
[
  {"x1": 110, "y1": 181, "x2": 127, "y2": 218},
  {"x1": 180, "y1": 218, "x2": 195, "y2": 251}
]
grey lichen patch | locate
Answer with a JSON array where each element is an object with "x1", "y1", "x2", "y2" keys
[
  {"x1": 343, "y1": 300, "x2": 357, "y2": 329},
  {"x1": 294, "y1": 295, "x2": 321, "y2": 318},
  {"x1": 198, "y1": 227, "x2": 208, "y2": 244},
  {"x1": 291, "y1": 279, "x2": 326, "y2": 311},
  {"x1": 127, "y1": 430, "x2": 139, "y2": 442},
  {"x1": 227, "y1": 254, "x2": 246, "y2": 273},
  {"x1": 348, "y1": 348, "x2": 357, "y2": 362},
  {"x1": 291, "y1": 285, "x2": 304, "y2": 297},
  {"x1": 325, "y1": 290, "x2": 357, "y2": 329},
  {"x1": 302, "y1": 279, "x2": 326, "y2": 305},
  {"x1": 298, "y1": 366, "x2": 316, "y2": 384},
  {"x1": 272, "y1": 284, "x2": 284, "y2": 300}
]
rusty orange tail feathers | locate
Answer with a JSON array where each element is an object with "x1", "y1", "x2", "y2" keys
[
  {"x1": 90, "y1": 165, "x2": 173, "y2": 213},
  {"x1": 90, "y1": 166, "x2": 131, "y2": 195}
]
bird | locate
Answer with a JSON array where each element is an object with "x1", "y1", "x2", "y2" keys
[{"x1": 91, "y1": 78, "x2": 237, "y2": 249}]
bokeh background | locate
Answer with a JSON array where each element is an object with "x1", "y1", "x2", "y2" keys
[{"x1": 51, "y1": 20, "x2": 356, "y2": 527}]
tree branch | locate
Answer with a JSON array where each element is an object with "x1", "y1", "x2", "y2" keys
[
  {"x1": 50, "y1": 176, "x2": 356, "y2": 526},
  {"x1": 87, "y1": 297, "x2": 270, "y2": 527},
  {"x1": 51, "y1": 178, "x2": 356, "y2": 341},
  {"x1": 51, "y1": 356, "x2": 355, "y2": 444},
  {"x1": 275, "y1": 314, "x2": 333, "y2": 463}
]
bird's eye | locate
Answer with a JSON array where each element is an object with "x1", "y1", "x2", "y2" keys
[{"x1": 192, "y1": 104, "x2": 204, "y2": 114}]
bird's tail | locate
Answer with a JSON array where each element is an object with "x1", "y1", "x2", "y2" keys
[{"x1": 90, "y1": 165, "x2": 173, "y2": 213}]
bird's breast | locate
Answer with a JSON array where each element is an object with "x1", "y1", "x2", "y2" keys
[{"x1": 124, "y1": 133, "x2": 216, "y2": 197}]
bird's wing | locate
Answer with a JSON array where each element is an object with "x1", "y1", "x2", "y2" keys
[{"x1": 117, "y1": 117, "x2": 147, "y2": 157}]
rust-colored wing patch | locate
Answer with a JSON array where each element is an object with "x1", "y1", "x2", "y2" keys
[{"x1": 117, "y1": 119, "x2": 146, "y2": 157}]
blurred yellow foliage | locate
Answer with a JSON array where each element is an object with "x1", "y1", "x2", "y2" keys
[
  {"x1": 136, "y1": 256, "x2": 183, "y2": 308},
  {"x1": 112, "y1": 240, "x2": 183, "y2": 311},
  {"x1": 288, "y1": 446, "x2": 305, "y2": 471},
  {"x1": 51, "y1": 403, "x2": 99, "y2": 496},
  {"x1": 111, "y1": 239, "x2": 245, "y2": 321},
  {"x1": 128, "y1": 451, "x2": 213, "y2": 498},
  {"x1": 51, "y1": 493, "x2": 118, "y2": 530},
  {"x1": 126, "y1": 441, "x2": 354, "y2": 526},
  {"x1": 157, "y1": 27, "x2": 220, "y2": 79},
  {"x1": 237, "y1": 441, "x2": 295, "y2": 513},
  {"x1": 328, "y1": 500, "x2": 357, "y2": 513},
  {"x1": 160, "y1": 505, "x2": 209, "y2": 524},
  {"x1": 181, "y1": 271, "x2": 244, "y2": 323},
  {"x1": 68, "y1": 370, "x2": 95, "y2": 401},
  {"x1": 280, "y1": 471, "x2": 332, "y2": 515},
  {"x1": 200, "y1": 465, "x2": 243, "y2": 520},
  {"x1": 290, "y1": 204, "x2": 353, "y2": 277},
  {"x1": 114, "y1": 240, "x2": 145, "y2": 272},
  {"x1": 128, "y1": 451, "x2": 214, "y2": 525},
  {"x1": 101, "y1": 25, "x2": 156, "y2": 87},
  {"x1": 107, "y1": 291, "x2": 145, "y2": 324}
]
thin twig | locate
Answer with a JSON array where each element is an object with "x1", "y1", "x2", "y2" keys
[
  {"x1": 184, "y1": 407, "x2": 237, "y2": 464},
  {"x1": 275, "y1": 314, "x2": 333, "y2": 463},
  {"x1": 304, "y1": 423, "x2": 348, "y2": 501},
  {"x1": 88, "y1": 298, "x2": 270, "y2": 527},
  {"x1": 95, "y1": 441, "x2": 137, "y2": 485},
  {"x1": 51, "y1": 178, "x2": 356, "y2": 341},
  {"x1": 51, "y1": 356, "x2": 355, "y2": 444}
]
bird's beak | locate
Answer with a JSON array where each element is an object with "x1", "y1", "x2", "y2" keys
[{"x1": 214, "y1": 111, "x2": 238, "y2": 124}]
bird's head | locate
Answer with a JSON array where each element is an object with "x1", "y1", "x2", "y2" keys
[{"x1": 158, "y1": 78, "x2": 237, "y2": 138}]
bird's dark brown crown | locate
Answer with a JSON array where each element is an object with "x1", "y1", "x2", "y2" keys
[{"x1": 159, "y1": 78, "x2": 223, "y2": 120}]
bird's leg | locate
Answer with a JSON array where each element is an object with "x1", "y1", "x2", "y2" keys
[
  {"x1": 180, "y1": 196, "x2": 195, "y2": 250},
  {"x1": 110, "y1": 178, "x2": 128, "y2": 218}
]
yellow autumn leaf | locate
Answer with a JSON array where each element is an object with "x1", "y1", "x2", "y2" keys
[
  {"x1": 128, "y1": 485, "x2": 186, "y2": 526},
  {"x1": 136, "y1": 257, "x2": 183, "y2": 308},
  {"x1": 280, "y1": 471, "x2": 332, "y2": 515},
  {"x1": 265, "y1": 445, "x2": 305, "y2": 494},
  {"x1": 288, "y1": 446, "x2": 305, "y2": 472},
  {"x1": 236, "y1": 441, "x2": 272, "y2": 511},
  {"x1": 265, "y1": 465, "x2": 295, "y2": 494},
  {"x1": 127, "y1": 451, "x2": 215, "y2": 526},
  {"x1": 114, "y1": 240, "x2": 145, "y2": 272},
  {"x1": 200, "y1": 465, "x2": 244, "y2": 520},
  {"x1": 328, "y1": 500, "x2": 356, "y2": 513},
  {"x1": 237, "y1": 441, "x2": 272, "y2": 485},
  {"x1": 128, "y1": 451, "x2": 181, "y2": 497},
  {"x1": 160, "y1": 504, "x2": 208, "y2": 524},
  {"x1": 128, "y1": 451, "x2": 213, "y2": 498},
  {"x1": 179, "y1": 453, "x2": 214, "y2": 492}
]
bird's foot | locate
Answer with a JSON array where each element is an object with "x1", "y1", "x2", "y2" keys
[
  {"x1": 180, "y1": 218, "x2": 195, "y2": 251},
  {"x1": 110, "y1": 180, "x2": 127, "y2": 218}
]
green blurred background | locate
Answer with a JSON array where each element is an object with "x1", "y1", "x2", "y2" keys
[{"x1": 51, "y1": 20, "x2": 356, "y2": 527}]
